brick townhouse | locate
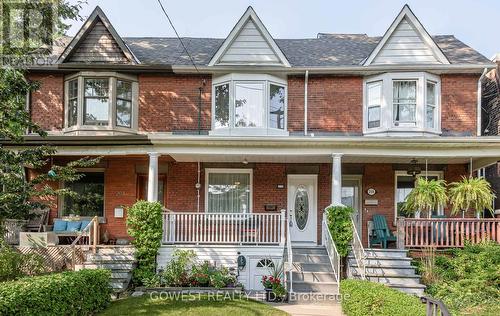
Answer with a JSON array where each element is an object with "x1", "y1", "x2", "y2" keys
[{"x1": 5, "y1": 5, "x2": 500, "y2": 291}]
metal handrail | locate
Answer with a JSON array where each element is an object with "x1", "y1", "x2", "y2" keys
[
  {"x1": 421, "y1": 296, "x2": 451, "y2": 316},
  {"x1": 285, "y1": 209, "x2": 293, "y2": 293},
  {"x1": 322, "y1": 213, "x2": 340, "y2": 291},
  {"x1": 350, "y1": 216, "x2": 366, "y2": 280}
]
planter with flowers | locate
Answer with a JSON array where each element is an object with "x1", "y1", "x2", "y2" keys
[{"x1": 261, "y1": 275, "x2": 287, "y2": 302}]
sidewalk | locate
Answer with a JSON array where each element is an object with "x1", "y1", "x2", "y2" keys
[{"x1": 269, "y1": 302, "x2": 344, "y2": 316}]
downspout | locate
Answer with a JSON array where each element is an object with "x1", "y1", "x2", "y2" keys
[
  {"x1": 304, "y1": 70, "x2": 309, "y2": 136},
  {"x1": 197, "y1": 79, "x2": 206, "y2": 135},
  {"x1": 477, "y1": 67, "x2": 488, "y2": 136}
]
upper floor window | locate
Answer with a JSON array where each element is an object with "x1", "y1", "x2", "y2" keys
[
  {"x1": 64, "y1": 72, "x2": 138, "y2": 133},
  {"x1": 364, "y1": 72, "x2": 441, "y2": 136},
  {"x1": 211, "y1": 74, "x2": 288, "y2": 136}
]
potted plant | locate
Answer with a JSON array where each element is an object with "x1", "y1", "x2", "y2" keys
[
  {"x1": 402, "y1": 177, "x2": 448, "y2": 218},
  {"x1": 448, "y1": 176, "x2": 495, "y2": 218},
  {"x1": 261, "y1": 275, "x2": 274, "y2": 301}
]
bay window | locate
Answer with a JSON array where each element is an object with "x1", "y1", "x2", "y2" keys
[
  {"x1": 206, "y1": 169, "x2": 252, "y2": 213},
  {"x1": 364, "y1": 72, "x2": 441, "y2": 135},
  {"x1": 64, "y1": 72, "x2": 138, "y2": 133},
  {"x1": 211, "y1": 74, "x2": 288, "y2": 136}
]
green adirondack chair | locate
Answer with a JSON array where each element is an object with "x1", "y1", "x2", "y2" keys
[{"x1": 369, "y1": 215, "x2": 397, "y2": 248}]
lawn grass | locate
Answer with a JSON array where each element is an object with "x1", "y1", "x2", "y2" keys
[{"x1": 99, "y1": 294, "x2": 287, "y2": 316}]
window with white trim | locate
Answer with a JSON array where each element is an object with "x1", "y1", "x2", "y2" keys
[
  {"x1": 364, "y1": 72, "x2": 441, "y2": 135},
  {"x1": 205, "y1": 169, "x2": 252, "y2": 213},
  {"x1": 212, "y1": 74, "x2": 288, "y2": 136},
  {"x1": 64, "y1": 72, "x2": 138, "y2": 132}
]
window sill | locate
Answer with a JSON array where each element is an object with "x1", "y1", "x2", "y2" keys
[
  {"x1": 364, "y1": 128, "x2": 442, "y2": 137},
  {"x1": 63, "y1": 126, "x2": 138, "y2": 136},
  {"x1": 209, "y1": 128, "x2": 289, "y2": 137}
]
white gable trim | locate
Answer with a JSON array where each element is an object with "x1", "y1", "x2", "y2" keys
[
  {"x1": 363, "y1": 5, "x2": 449, "y2": 66},
  {"x1": 208, "y1": 6, "x2": 290, "y2": 67},
  {"x1": 57, "y1": 6, "x2": 139, "y2": 64}
]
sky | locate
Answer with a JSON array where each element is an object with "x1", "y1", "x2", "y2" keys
[{"x1": 67, "y1": 0, "x2": 499, "y2": 59}]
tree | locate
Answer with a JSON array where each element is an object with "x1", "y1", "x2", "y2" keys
[{"x1": 0, "y1": 1, "x2": 99, "y2": 223}]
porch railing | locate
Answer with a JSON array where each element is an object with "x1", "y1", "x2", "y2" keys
[
  {"x1": 322, "y1": 213, "x2": 340, "y2": 292},
  {"x1": 421, "y1": 296, "x2": 451, "y2": 316},
  {"x1": 350, "y1": 216, "x2": 366, "y2": 279},
  {"x1": 284, "y1": 209, "x2": 293, "y2": 293},
  {"x1": 397, "y1": 217, "x2": 500, "y2": 248},
  {"x1": 70, "y1": 216, "x2": 99, "y2": 268},
  {"x1": 163, "y1": 210, "x2": 287, "y2": 245}
]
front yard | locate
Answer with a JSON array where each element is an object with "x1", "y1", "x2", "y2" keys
[{"x1": 98, "y1": 295, "x2": 287, "y2": 316}]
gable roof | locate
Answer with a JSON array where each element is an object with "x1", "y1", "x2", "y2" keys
[
  {"x1": 363, "y1": 5, "x2": 449, "y2": 65},
  {"x1": 57, "y1": 6, "x2": 138, "y2": 64},
  {"x1": 208, "y1": 6, "x2": 290, "y2": 67}
]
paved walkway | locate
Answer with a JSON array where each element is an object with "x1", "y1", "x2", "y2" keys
[{"x1": 269, "y1": 302, "x2": 344, "y2": 316}]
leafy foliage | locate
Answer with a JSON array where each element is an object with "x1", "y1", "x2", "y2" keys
[
  {"x1": 402, "y1": 177, "x2": 447, "y2": 218},
  {"x1": 0, "y1": 269, "x2": 111, "y2": 315},
  {"x1": 418, "y1": 242, "x2": 500, "y2": 315},
  {"x1": 340, "y1": 279, "x2": 425, "y2": 316},
  {"x1": 127, "y1": 201, "x2": 163, "y2": 285},
  {"x1": 0, "y1": 241, "x2": 46, "y2": 282},
  {"x1": 448, "y1": 177, "x2": 495, "y2": 216},
  {"x1": 162, "y1": 249, "x2": 196, "y2": 287},
  {"x1": 325, "y1": 205, "x2": 354, "y2": 257}
]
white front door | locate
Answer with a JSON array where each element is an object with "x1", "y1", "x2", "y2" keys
[
  {"x1": 287, "y1": 175, "x2": 317, "y2": 244},
  {"x1": 342, "y1": 176, "x2": 362, "y2": 239}
]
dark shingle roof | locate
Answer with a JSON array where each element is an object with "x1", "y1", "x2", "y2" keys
[{"x1": 122, "y1": 34, "x2": 491, "y2": 67}]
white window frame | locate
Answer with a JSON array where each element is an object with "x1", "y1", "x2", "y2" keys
[
  {"x1": 394, "y1": 170, "x2": 444, "y2": 224},
  {"x1": 63, "y1": 71, "x2": 139, "y2": 134},
  {"x1": 210, "y1": 73, "x2": 288, "y2": 136},
  {"x1": 363, "y1": 72, "x2": 441, "y2": 136},
  {"x1": 205, "y1": 168, "x2": 253, "y2": 213}
]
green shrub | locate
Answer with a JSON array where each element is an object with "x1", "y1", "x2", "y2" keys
[
  {"x1": 421, "y1": 241, "x2": 500, "y2": 315},
  {"x1": 325, "y1": 205, "x2": 354, "y2": 257},
  {"x1": 0, "y1": 269, "x2": 111, "y2": 315},
  {"x1": 162, "y1": 249, "x2": 196, "y2": 287},
  {"x1": 0, "y1": 242, "x2": 46, "y2": 282},
  {"x1": 127, "y1": 200, "x2": 163, "y2": 285},
  {"x1": 340, "y1": 279, "x2": 425, "y2": 316}
]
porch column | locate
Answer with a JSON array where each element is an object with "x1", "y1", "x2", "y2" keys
[
  {"x1": 147, "y1": 152, "x2": 160, "y2": 202},
  {"x1": 331, "y1": 153, "x2": 343, "y2": 206}
]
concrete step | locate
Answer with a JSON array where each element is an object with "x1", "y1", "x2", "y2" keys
[
  {"x1": 76, "y1": 262, "x2": 136, "y2": 270},
  {"x1": 293, "y1": 254, "x2": 330, "y2": 264},
  {"x1": 291, "y1": 281, "x2": 338, "y2": 293},
  {"x1": 364, "y1": 248, "x2": 409, "y2": 259},
  {"x1": 95, "y1": 246, "x2": 135, "y2": 255},
  {"x1": 348, "y1": 256, "x2": 413, "y2": 267},
  {"x1": 291, "y1": 271, "x2": 337, "y2": 283},
  {"x1": 351, "y1": 273, "x2": 422, "y2": 286},
  {"x1": 111, "y1": 271, "x2": 133, "y2": 279},
  {"x1": 292, "y1": 247, "x2": 328, "y2": 255},
  {"x1": 386, "y1": 283, "x2": 426, "y2": 296},
  {"x1": 350, "y1": 265, "x2": 416, "y2": 276},
  {"x1": 86, "y1": 254, "x2": 136, "y2": 262},
  {"x1": 293, "y1": 262, "x2": 333, "y2": 273}
]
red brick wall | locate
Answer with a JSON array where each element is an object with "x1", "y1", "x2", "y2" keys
[
  {"x1": 138, "y1": 75, "x2": 211, "y2": 132},
  {"x1": 165, "y1": 162, "x2": 201, "y2": 211},
  {"x1": 306, "y1": 76, "x2": 363, "y2": 134},
  {"x1": 441, "y1": 74, "x2": 479, "y2": 135},
  {"x1": 287, "y1": 76, "x2": 305, "y2": 132},
  {"x1": 28, "y1": 73, "x2": 64, "y2": 130}
]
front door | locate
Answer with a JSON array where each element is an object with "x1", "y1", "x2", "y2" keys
[
  {"x1": 342, "y1": 176, "x2": 362, "y2": 238},
  {"x1": 287, "y1": 175, "x2": 317, "y2": 244}
]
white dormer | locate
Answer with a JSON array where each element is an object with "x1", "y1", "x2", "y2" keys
[
  {"x1": 364, "y1": 5, "x2": 449, "y2": 65},
  {"x1": 209, "y1": 7, "x2": 290, "y2": 67}
]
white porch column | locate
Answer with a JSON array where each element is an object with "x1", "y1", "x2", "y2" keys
[
  {"x1": 147, "y1": 152, "x2": 161, "y2": 202},
  {"x1": 331, "y1": 153, "x2": 343, "y2": 206}
]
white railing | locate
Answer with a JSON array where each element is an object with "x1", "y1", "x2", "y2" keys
[
  {"x1": 1, "y1": 219, "x2": 28, "y2": 245},
  {"x1": 284, "y1": 209, "x2": 293, "y2": 293},
  {"x1": 322, "y1": 213, "x2": 340, "y2": 292},
  {"x1": 70, "y1": 216, "x2": 99, "y2": 267},
  {"x1": 163, "y1": 210, "x2": 287, "y2": 245},
  {"x1": 350, "y1": 217, "x2": 366, "y2": 280}
]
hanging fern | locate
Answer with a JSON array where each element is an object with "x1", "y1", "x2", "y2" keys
[
  {"x1": 448, "y1": 176, "x2": 495, "y2": 216},
  {"x1": 402, "y1": 177, "x2": 447, "y2": 218}
]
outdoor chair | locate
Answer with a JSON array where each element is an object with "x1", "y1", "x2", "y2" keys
[
  {"x1": 26, "y1": 208, "x2": 50, "y2": 232},
  {"x1": 369, "y1": 214, "x2": 397, "y2": 248}
]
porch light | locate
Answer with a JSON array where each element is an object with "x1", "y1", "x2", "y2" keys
[{"x1": 407, "y1": 159, "x2": 421, "y2": 177}]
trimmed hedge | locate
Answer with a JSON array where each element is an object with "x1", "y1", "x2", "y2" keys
[
  {"x1": 340, "y1": 279, "x2": 425, "y2": 316},
  {"x1": 0, "y1": 269, "x2": 111, "y2": 316}
]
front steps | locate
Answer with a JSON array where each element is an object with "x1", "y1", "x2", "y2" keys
[
  {"x1": 75, "y1": 246, "x2": 136, "y2": 293},
  {"x1": 348, "y1": 248, "x2": 426, "y2": 296},
  {"x1": 289, "y1": 246, "x2": 339, "y2": 301}
]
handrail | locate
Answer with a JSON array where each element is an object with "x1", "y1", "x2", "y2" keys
[
  {"x1": 350, "y1": 216, "x2": 366, "y2": 280},
  {"x1": 285, "y1": 209, "x2": 293, "y2": 293},
  {"x1": 70, "y1": 216, "x2": 99, "y2": 267},
  {"x1": 322, "y1": 212, "x2": 340, "y2": 292},
  {"x1": 421, "y1": 296, "x2": 451, "y2": 316}
]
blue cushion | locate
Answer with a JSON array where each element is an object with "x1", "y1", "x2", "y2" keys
[
  {"x1": 53, "y1": 220, "x2": 67, "y2": 232},
  {"x1": 66, "y1": 221, "x2": 82, "y2": 232},
  {"x1": 80, "y1": 220, "x2": 92, "y2": 231}
]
